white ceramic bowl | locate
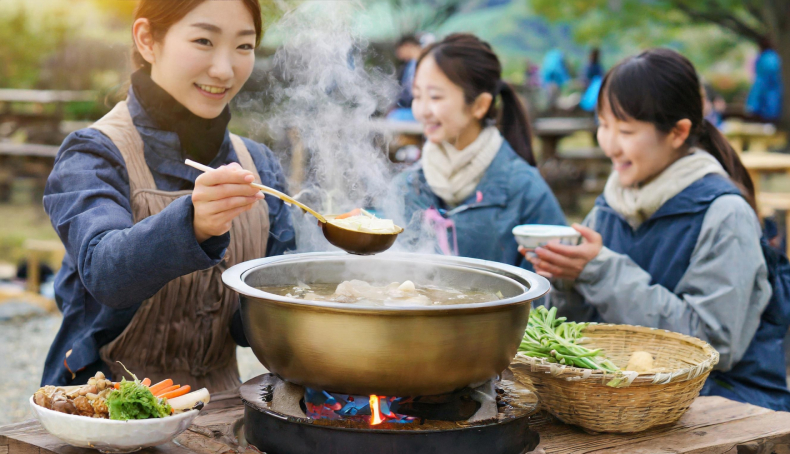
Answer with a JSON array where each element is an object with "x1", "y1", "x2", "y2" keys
[
  {"x1": 29, "y1": 396, "x2": 199, "y2": 453},
  {"x1": 512, "y1": 224, "x2": 581, "y2": 249}
]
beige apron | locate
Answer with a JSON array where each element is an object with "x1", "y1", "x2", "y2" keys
[{"x1": 89, "y1": 101, "x2": 269, "y2": 392}]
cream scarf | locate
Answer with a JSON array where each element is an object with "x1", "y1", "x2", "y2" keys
[
  {"x1": 604, "y1": 149, "x2": 729, "y2": 228},
  {"x1": 421, "y1": 126, "x2": 503, "y2": 206}
]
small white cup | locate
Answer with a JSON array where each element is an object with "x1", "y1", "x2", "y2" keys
[{"x1": 512, "y1": 224, "x2": 582, "y2": 251}]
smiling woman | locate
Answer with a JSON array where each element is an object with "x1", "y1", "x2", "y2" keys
[
  {"x1": 396, "y1": 34, "x2": 565, "y2": 269},
  {"x1": 40, "y1": 0, "x2": 296, "y2": 393}
]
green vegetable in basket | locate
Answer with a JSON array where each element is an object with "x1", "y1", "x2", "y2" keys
[{"x1": 519, "y1": 306, "x2": 618, "y2": 372}]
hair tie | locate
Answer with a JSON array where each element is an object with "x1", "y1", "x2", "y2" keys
[{"x1": 494, "y1": 80, "x2": 507, "y2": 96}]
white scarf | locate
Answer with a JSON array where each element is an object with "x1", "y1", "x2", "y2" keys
[
  {"x1": 421, "y1": 126, "x2": 503, "y2": 206},
  {"x1": 604, "y1": 149, "x2": 729, "y2": 228}
]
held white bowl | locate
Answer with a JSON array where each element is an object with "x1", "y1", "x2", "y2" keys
[
  {"x1": 512, "y1": 224, "x2": 581, "y2": 249},
  {"x1": 29, "y1": 396, "x2": 199, "y2": 453}
]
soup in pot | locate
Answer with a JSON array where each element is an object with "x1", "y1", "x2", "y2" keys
[{"x1": 258, "y1": 280, "x2": 502, "y2": 307}]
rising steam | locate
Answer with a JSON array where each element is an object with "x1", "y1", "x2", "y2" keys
[{"x1": 261, "y1": 1, "x2": 399, "y2": 252}]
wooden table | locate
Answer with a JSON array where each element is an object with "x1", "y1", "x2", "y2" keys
[
  {"x1": 736, "y1": 152, "x2": 790, "y2": 255},
  {"x1": 533, "y1": 117, "x2": 598, "y2": 161},
  {"x1": 0, "y1": 89, "x2": 95, "y2": 202},
  {"x1": 3, "y1": 390, "x2": 789, "y2": 454},
  {"x1": 721, "y1": 120, "x2": 785, "y2": 154},
  {"x1": 741, "y1": 151, "x2": 790, "y2": 194},
  {"x1": 368, "y1": 118, "x2": 424, "y2": 136}
]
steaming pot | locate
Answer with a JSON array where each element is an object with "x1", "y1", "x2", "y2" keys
[{"x1": 222, "y1": 252, "x2": 550, "y2": 396}]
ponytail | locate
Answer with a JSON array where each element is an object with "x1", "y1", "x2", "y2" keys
[
  {"x1": 497, "y1": 81, "x2": 536, "y2": 166},
  {"x1": 698, "y1": 119, "x2": 757, "y2": 211}
]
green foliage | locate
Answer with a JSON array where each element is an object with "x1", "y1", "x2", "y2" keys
[
  {"x1": 531, "y1": 0, "x2": 766, "y2": 44},
  {"x1": 0, "y1": 7, "x2": 73, "y2": 88},
  {"x1": 387, "y1": 0, "x2": 470, "y2": 34},
  {"x1": 529, "y1": 0, "x2": 768, "y2": 95}
]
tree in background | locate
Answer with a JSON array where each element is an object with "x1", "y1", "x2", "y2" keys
[
  {"x1": 0, "y1": 8, "x2": 71, "y2": 88},
  {"x1": 532, "y1": 0, "x2": 790, "y2": 131},
  {"x1": 387, "y1": 0, "x2": 468, "y2": 35}
]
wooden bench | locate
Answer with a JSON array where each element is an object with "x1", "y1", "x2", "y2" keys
[
  {"x1": 0, "y1": 89, "x2": 96, "y2": 104},
  {"x1": 0, "y1": 142, "x2": 59, "y2": 158},
  {"x1": 0, "y1": 240, "x2": 64, "y2": 314}
]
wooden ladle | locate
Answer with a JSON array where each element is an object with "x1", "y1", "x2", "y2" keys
[{"x1": 185, "y1": 159, "x2": 402, "y2": 255}]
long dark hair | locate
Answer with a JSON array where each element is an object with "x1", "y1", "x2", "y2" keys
[
  {"x1": 417, "y1": 34, "x2": 536, "y2": 166},
  {"x1": 132, "y1": 0, "x2": 263, "y2": 70},
  {"x1": 598, "y1": 48, "x2": 756, "y2": 211}
]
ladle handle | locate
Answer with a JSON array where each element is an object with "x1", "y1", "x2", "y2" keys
[{"x1": 184, "y1": 159, "x2": 326, "y2": 223}]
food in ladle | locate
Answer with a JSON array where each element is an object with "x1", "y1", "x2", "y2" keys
[
  {"x1": 259, "y1": 280, "x2": 501, "y2": 307},
  {"x1": 328, "y1": 214, "x2": 401, "y2": 234}
]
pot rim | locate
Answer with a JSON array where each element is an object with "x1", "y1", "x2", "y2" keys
[{"x1": 222, "y1": 252, "x2": 550, "y2": 312}]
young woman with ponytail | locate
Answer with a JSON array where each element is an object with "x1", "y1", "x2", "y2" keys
[
  {"x1": 41, "y1": 0, "x2": 295, "y2": 390},
  {"x1": 523, "y1": 48, "x2": 790, "y2": 410},
  {"x1": 397, "y1": 33, "x2": 564, "y2": 268}
]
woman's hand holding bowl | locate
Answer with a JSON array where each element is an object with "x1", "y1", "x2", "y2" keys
[{"x1": 520, "y1": 224, "x2": 602, "y2": 280}]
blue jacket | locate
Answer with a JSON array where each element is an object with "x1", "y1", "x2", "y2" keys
[
  {"x1": 594, "y1": 175, "x2": 790, "y2": 410},
  {"x1": 746, "y1": 49, "x2": 783, "y2": 121},
  {"x1": 541, "y1": 49, "x2": 570, "y2": 87},
  {"x1": 396, "y1": 140, "x2": 565, "y2": 269},
  {"x1": 41, "y1": 89, "x2": 295, "y2": 386}
]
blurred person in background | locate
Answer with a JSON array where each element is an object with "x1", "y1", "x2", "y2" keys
[
  {"x1": 540, "y1": 49, "x2": 570, "y2": 111},
  {"x1": 580, "y1": 48, "x2": 605, "y2": 113},
  {"x1": 388, "y1": 35, "x2": 422, "y2": 122},
  {"x1": 746, "y1": 37, "x2": 783, "y2": 123},
  {"x1": 582, "y1": 48, "x2": 604, "y2": 89},
  {"x1": 703, "y1": 83, "x2": 726, "y2": 128}
]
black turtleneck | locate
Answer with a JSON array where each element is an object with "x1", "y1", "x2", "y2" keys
[{"x1": 131, "y1": 69, "x2": 231, "y2": 165}]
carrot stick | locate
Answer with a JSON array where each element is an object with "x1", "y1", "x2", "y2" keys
[
  {"x1": 154, "y1": 385, "x2": 180, "y2": 397},
  {"x1": 335, "y1": 208, "x2": 361, "y2": 220},
  {"x1": 113, "y1": 382, "x2": 120, "y2": 389},
  {"x1": 148, "y1": 379, "x2": 173, "y2": 395},
  {"x1": 141, "y1": 378, "x2": 151, "y2": 387},
  {"x1": 159, "y1": 385, "x2": 191, "y2": 400}
]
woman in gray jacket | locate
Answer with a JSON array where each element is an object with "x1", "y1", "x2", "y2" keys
[{"x1": 522, "y1": 49, "x2": 790, "y2": 410}]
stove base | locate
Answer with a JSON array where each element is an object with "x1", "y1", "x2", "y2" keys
[
  {"x1": 240, "y1": 374, "x2": 540, "y2": 454},
  {"x1": 244, "y1": 404, "x2": 539, "y2": 454}
]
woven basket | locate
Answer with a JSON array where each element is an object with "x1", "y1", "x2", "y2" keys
[{"x1": 510, "y1": 323, "x2": 719, "y2": 433}]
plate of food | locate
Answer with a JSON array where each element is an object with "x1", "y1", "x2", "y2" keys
[{"x1": 30, "y1": 368, "x2": 210, "y2": 453}]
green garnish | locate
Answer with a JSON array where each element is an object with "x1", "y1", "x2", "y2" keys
[{"x1": 106, "y1": 362, "x2": 171, "y2": 420}]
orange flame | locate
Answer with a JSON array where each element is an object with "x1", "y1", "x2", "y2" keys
[{"x1": 369, "y1": 395, "x2": 384, "y2": 425}]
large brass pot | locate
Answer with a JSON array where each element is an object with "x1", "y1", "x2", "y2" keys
[{"x1": 222, "y1": 252, "x2": 550, "y2": 396}]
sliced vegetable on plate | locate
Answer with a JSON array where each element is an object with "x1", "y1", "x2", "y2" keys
[{"x1": 168, "y1": 388, "x2": 211, "y2": 412}]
